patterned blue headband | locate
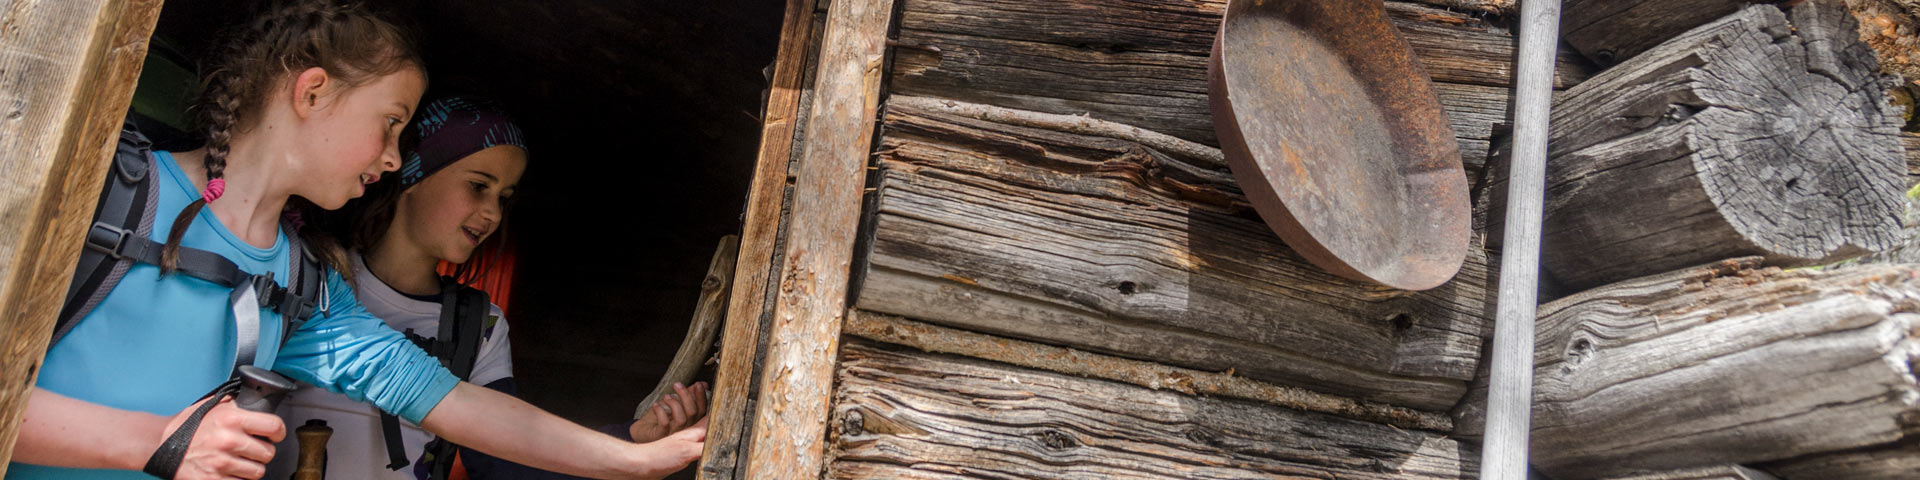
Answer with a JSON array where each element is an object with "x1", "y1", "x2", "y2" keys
[{"x1": 400, "y1": 96, "x2": 526, "y2": 186}]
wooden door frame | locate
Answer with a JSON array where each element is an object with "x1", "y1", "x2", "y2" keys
[
  {"x1": 0, "y1": 0, "x2": 167, "y2": 471},
  {"x1": 0, "y1": 0, "x2": 884, "y2": 477},
  {"x1": 703, "y1": 0, "x2": 896, "y2": 478}
]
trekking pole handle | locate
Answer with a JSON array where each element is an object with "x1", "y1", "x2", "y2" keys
[{"x1": 234, "y1": 365, "x2": 297, "y2": 413}]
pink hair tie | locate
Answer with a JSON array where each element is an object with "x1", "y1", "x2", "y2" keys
[{"x1": 201, "y1": 178, "x2": 226, "y2": 203}]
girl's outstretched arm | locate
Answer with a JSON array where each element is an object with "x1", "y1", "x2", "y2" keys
[
  {"x1": 419, "y1": 382, "x2": 705, "y2": 480},
  {"x1": 14, "y1": 387, "x2": 285, "y2": 479}
]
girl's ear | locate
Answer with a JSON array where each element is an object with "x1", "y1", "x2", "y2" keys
[{"x1": 290, "y1": 67, "x2": 333, "y2": 119}]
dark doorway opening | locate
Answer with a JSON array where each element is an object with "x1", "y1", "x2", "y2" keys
[{"x1": 144, "y1": 0, "x2": 785, "y2": 428}]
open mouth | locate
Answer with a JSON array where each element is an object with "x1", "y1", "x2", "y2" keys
[
  {"x1": 462, "y1": 226, "x2": 484, "y2": 245},
  {"x1": 361, "y1": 173, "x2": 380, "y2": 185}
]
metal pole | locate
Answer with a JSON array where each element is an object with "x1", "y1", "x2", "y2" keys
[{"x1": 1483, "y1": 0, "x2": 1561, "y2": 478}]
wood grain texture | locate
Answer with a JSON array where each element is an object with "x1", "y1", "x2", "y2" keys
[
  {"x1": 853, "y1": 97, "x2": 1497, "y2": 412},
  {"x1": 889, "y1": 0, "x2": 1591, "y2": 147},
  {"x1": 826, "y1": 339, "x2": 1480, "y2": 479},
  {"x1": 842, "y1": 310, "x2": 1451, "y2": 431},
  {"x1": 740, "y1": 0, "x2": 893, "y2": 476},
  {"x1": 1485, "y1": 2, "x2": 1908, "y2": 291},
  {"x1": 1559, "y1": 0, "x2": 1789, "y2": 67},
  {"x1": 1606, "y1": 466, "x2": 1780, "y2": 480},
  {"x1": 698, "y1": 0, "x2": 818, "y2": 477},
  {"x1": 0, "y1": 0, "x2": 164, "y2": 470},
  {"x1": 1761, "y1": 439, "x2": 1920, "y2": 480},
  {"x1": 635, "y1": 235, "x2": 738, "y2": 418},
  {"x1": 1456, "y1": 258, "x2": 1920, "y2": 479}
]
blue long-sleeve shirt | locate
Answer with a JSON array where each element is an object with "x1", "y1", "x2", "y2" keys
[{"x1": 8, "y1": 151, "x2": 460, "y2": 479}]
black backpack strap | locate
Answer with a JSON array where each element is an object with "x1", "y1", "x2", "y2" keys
[
  {"x1": 56, "y1": 118, "x2": 158, "y2": 344},
  {"x1": 391, "y1": 279, "x2": 491, "y2": 480}
]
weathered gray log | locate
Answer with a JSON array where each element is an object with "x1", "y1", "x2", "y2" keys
[
  {"x1": 826, "y1": 339, "x2": 1480, "y2": 479},
  {"x1": 843, "y1": 310, "x2": 1452, "y2": 431},
  {"x1": 1760, "y1": 440, "x2": 1920, "y2": 479},
  {"x1": 1485, "y1": 2, "x2": 1908, "y2": 291},
  {"x1": 891, "y1": 0, "x2": 1592, "y2": 148},
  {"x1": 1559, "y1": 0, "x2": 1791, "y2": 67},
  {"x1": 1904, "y1": 132, "x2": 1920, "y2": 181},
  {"x1": 1455, "y1": 257, "x2": 1920, "y2": 479},
  {"x1": 853, "y1": 97, "x2": 1496, "y2": 412},
  {"x1": 1606, "y1": 466, "x2": 1779, "y2": 480}
]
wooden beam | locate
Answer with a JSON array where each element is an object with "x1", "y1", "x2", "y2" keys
[
  {"x1": 856, "y1": 97, "x2": 1496, "y2": 412},
  {"x1": 1607, "y1": 466, "x2": 1781, "y2": 480},
  {"x1": 635, "y1": 235, "x2": 738, "y2": 418},
  {"x1": 826, "y1": 339, "x2": 1479, "y2": 479},
  {"x1": 843, "y1": 310, "x2": 1450, "y2": 431},
  {"x1": 890, "y1": 0, "x2": 1593, "y2": 147},
  {"x1": 1761, "y1": 439, "x2": 1920, "y2": 480},
  {"x1": 1455, "y1": 258, "x2": 1920, "y2": 479},
  {"x1": 739, "y1": 0, "x2": 894, "y2": 477},
  {"x1": 1485, "y1": 2, "x2": 1908, "y2": 291},
  {"x1": 697, "y1": 0, "x2": 819, "y2": 477},
  {"x1": 1558, "y1": 0, "x2": 1790, "y2": 67},
  {"x1": 0, "y1": 0, "x2": 165, "y2": 470}
]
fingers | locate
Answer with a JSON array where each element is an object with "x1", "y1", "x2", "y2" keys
[{"x1": 225, "y1": 406, "x2": 287, "y2": 443}]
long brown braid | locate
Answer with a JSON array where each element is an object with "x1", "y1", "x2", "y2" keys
[{"x1": 162, "y1": 0, "x2": 422, "y2": 283}]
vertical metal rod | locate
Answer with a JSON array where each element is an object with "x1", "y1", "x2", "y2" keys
[{"x1": 1483, "y1": 0, "x2": 1562, "y2": 478}]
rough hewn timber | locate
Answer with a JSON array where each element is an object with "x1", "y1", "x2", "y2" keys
[
  {"x1": 826, "y1": 339, "x2": 1480, "y2": 479},
  {"x1": 891, "y1": 0, "x2": 1591, "y2": 147},
  {"x1": 0, "y1": 0, "x2": 164, "y2": 470},
  {"x1": 1606, "y1": 466, "x2": 1780, "y2": 480},
  {"x1": 1761, "y1": 439, "x2": 1920, "y2": 480},
  {"x1": 1454, "y1": 258, "x2": 1920, "y2": 479},
  {"x1": 843, "y1": 310, "x2": 1451, "y2": 431},
  {"x1": 740, "y1": 0, "x2": 892, "y2": 476},
  {"x1": 853, "y1": 97, "x2": 1496, "y2": 412},
  {"x1": 1559, "y1": 0, "x2": 1791, "y2": 67},
  {"x1": 1563, "y1": 0, "x2": 1920, "y2": 82},
  {"x1": 698, "y1": 0, "x2": 818, "y2": 477},
  {"x1": 1485, "y1": 2, "x2": 1908, "y2": 291}
]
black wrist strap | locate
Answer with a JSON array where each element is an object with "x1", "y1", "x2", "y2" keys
[{"x1": 143, "y1": 379, "x2": 242, "y2": 479}]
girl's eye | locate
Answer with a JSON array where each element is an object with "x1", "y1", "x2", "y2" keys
[
  {"x1": 387, "y1": 116, "x2": 403, "y2": 128},
  {"x1": 471, "y1": 181, "x2": 488, "y2": 192}
]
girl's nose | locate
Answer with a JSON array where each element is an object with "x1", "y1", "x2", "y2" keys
[{"x1": 380, "y1": 146, "x2": 402, "y2": 173}]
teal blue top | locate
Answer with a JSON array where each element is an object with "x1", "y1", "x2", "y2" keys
[{"x1": 9, "y1": 151, "x2": 461, "y2": 479}]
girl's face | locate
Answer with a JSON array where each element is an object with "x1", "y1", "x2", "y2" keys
[
  {"x1": 295, "y1": 66, "x2": 427, "y2": 209},
  {"x1": 394, "y1": 145, "x2": 527, "y2": 264}
]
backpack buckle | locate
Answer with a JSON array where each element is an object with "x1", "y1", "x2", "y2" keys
[
  {"x1": 248, "y1": 272, "x2": 280, "y2": 309},
  {"x1": 85, "y1": 221, "x2": 134, "y2": 259}
]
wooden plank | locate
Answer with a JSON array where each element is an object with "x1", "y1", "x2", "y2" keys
[
  {"x1": 634, "y1": 235, "x2": 738, "y2": 418},
  {"x1": 739, "y1": 0, "x2": 893, "y2": 476},
  {"x1": 854, "y1": 97, "x2": 1496, "y2": 412},
  {"x1": 1484, "y1": 2, "x2": 1908, "y2": 291},
  {"x1": 1761, "y1": 440, "x2": 1920, "y2": 480},
  {"x1": 0, "y1": 0, "x2": 165, "y2": 470},
  {"x1": 843, "y1": 310, "x2": 1450, "y2": 431},
  {"x1": 826, "y1": 339, "x2": 1479, "y2": 479},
  {"x1": 1558, "y1": 0, "x2": 1786, "y2": 67},
  {"x1": 1455, "y1": 258, "x2": 1920, "y2": 479},
  {"x1": 890, "y1": 0, "x2": 1593, "y2": 146},
  {"x1": 1607, "y1": 465, "x2": 1780, "y2": 480},
  {"x1": 698, "y1": 0, "x2": 819, "y2": 477}
]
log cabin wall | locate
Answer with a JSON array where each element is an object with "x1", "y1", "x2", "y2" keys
[{"x1": 823, "y1": 0, "x2": 1598, "y2": 478}]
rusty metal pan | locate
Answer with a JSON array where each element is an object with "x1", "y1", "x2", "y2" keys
[{"x1": 1208, "y1": 0, "x2": 1470, "y2": 291}]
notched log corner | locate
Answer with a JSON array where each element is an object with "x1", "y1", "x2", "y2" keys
[{"x1": 1487, "y1": 2, "x2": 1909, "y2": 291}]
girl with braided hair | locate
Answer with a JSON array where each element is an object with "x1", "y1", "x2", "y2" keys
[{"x1": 9, "y1": 3, "x2": 703, "y2": 479}]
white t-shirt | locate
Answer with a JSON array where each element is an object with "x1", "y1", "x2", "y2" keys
[{"x1": 266, "y1": 253, "x2": 513, "y2": 480}]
